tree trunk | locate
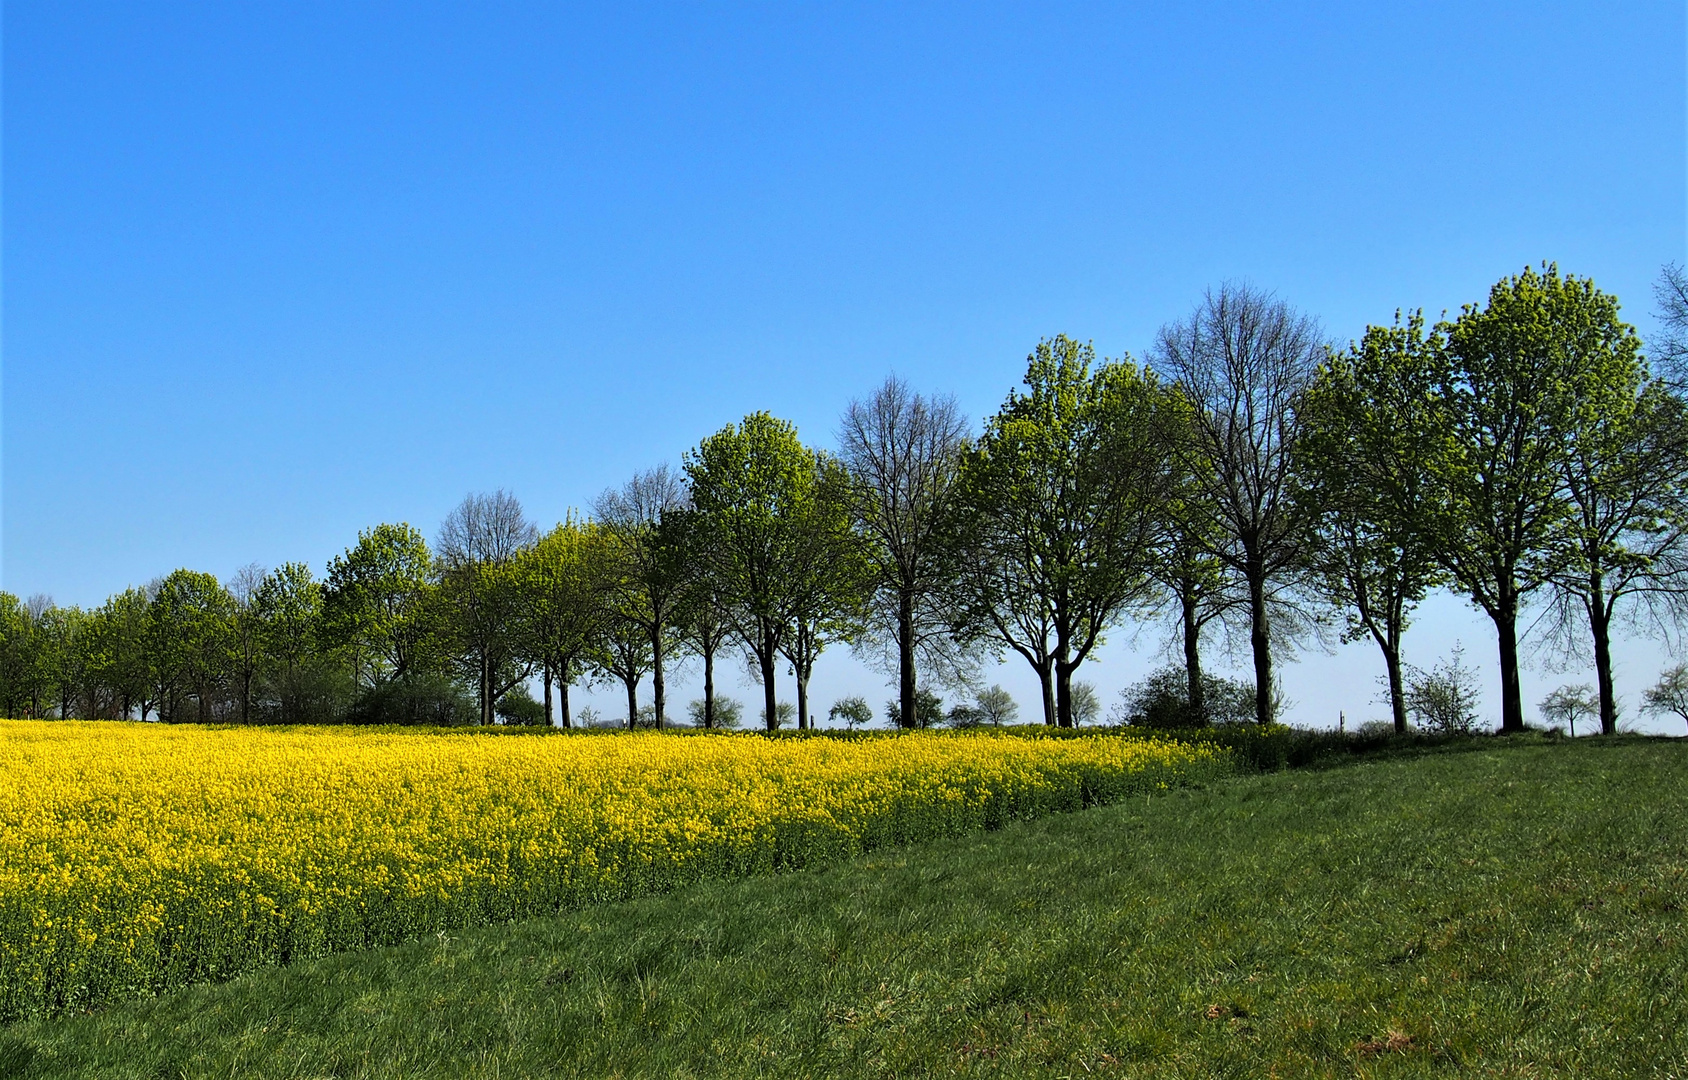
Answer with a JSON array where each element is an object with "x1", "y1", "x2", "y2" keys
[
  {"x1": 702, "y1": 642, "x2": 716, "y2": 729},
  {"x1": 542, "y1": 665, "x2": 554, "y2": 727},
  {"x1": 624, "y1": 675, "x2": 638, "y2": 729},
  {"x1": 1039, "y1": 660, "x2": 1055, "y2": 726},
  {"x1": 759, "y1": 625, "x2": 779, "y2": 731},
  {"x1": 1246, "y1": 558, "x2": 1273, "y2": 725},
  {"x1": 898, "y1": 588, "x2": 917, "y2": 729},
  {"x1": 1181, "y1": 587, "x2": 1204, "y2": 723},
  {"x1": 480, "y1": 655, "x2": 492, "y2": 726},
  {"x1": 1587, "y1": 575, "x2": 1617, "y2": 735},
  {"x1": 651, "y1": 623, "x2": 666, "y2": 730},
  {"x1": 1383, "y1": 643, "x2": 1407, "y2": 734},
  {"x1": 559, "y1": 679, "x2": 572, "y2": 729},
  {"x1": 1492, "y1": 590, "x2": 1524, "y2": 733}
]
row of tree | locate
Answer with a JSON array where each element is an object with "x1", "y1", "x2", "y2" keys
[{"x1": 6, "y1": 263, "x2": 1686, "y2": 734}]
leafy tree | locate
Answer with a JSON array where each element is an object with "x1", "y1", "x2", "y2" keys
[
  {"x1": 1539, "y1": 684, "x2": 1598, "y2": 737},
  {"x1": 1296, "y1": 314, "x2": 1446, "y2": 732},
  {"x1": 0, "y1": 593, "x2": 34, "y2": 718},
  {"x1": 1423, "y1": 266, "x2": 1639, "y2": 732},
  {"x1": 885, "y1": 687, "x2": 945, "y2": 729},
  {"x1": 254, "y1": 562, "x2": 326, "y2": 723},
  {"x1": 1641, "y1": 663, "x2": 1688, "y2": 734},
  {"x1": 828, "y1": 695, "x2": 874, "y2": 730},
  {"x1": 1112, "y1": 665, "x2": 1257, "y2": 729},
  {"x1": 1546, "y1": 371, "x2": 1688, "y2": 734},
  {"x1": 595, "y1": 467, "x2": 693, "y2": 729},
  {"x1": 1152, "y1": 283, "x2": 1323, "y2": 725},
  {"x1": 687, "y1": 696, "x2": 743, "y2": 729},
  {"x1": 950, "y1": 336, "x2": 1183, "y2": 727},
  {"x1": 322, "y1": 523, "x2": 436, "y2": 692},
  {"x1": 516, "y1": 518, "x2": 615, "y2": 728},
  {"x1": 149, "y1": 570, "x2": 235, "y2": 722},
  {"x1": 591, "y1": 611, "x2": 653, "y2": 729},
  {"x1": 838, "y1": 376, "x2": 974, "y2": 728},
  {"x1": 436, "y1": 491, "x2": 539, "y2": 725},
  {"x1": 684, "y1": 412, "x2": 829, "y2": 732},
  {"x1": 35, "y1": 603, "x2": 86, "y2": 719}
]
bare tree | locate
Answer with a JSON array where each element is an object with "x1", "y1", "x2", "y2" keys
[
  {"x1": 838, "y1": 376, "x2": 973, "y2": 728},
  {"x1": 1151, "y1": 283, "x2": 1322, "y2": 724},
  {"x1": 594, "y1": 466, "x2": 692, "y2": 728},
  {"x1": 226, "y1": 563, "x2": 266, "y2": 723},
  {"x1": 1654, "y1": 263, "x2": 1688, "y2": 389},
  {"x1": 436, "y1": 490, "x2": 538, "y2": 724}
]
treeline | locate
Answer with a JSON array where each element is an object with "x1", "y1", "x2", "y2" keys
[{"x1": 7, "y1": 264, "x2": 1688, "y2": 734}]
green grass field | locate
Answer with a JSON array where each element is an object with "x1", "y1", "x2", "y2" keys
[{"x1": 3, "y1": 735, "x2": 1684, "y2": 1078}]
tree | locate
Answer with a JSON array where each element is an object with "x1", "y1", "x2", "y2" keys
[
  {"x1": 226, "y1": 564, "x2": 266, "y2": 723},
  {"x1": 1152, "y1": 283, "x2": 1322, "y2": 725},
  {"x1": 828, "y1": 695, "x2": 874, "y2": 730},
  {"x1": 1296, "y1": 314, "x2": 1446, "y2": 733},
  {"x1": 949, "y1": 336, "x2": 1183, "y2": 727},
  {"x1": 35, "y1": 604, "x2": 86, "y2": 719},
  {"x1": 1546, "y1": 373, "x2": 1688, "y2": 734},
  {"x1": 1539, "y1": 684, "x2": 1598, "y2": 737},
  {"x1": 594, "y1": 466, "x2": 692, "y2": 729},
  {"x1": 253, "y1": 562, "x2": 325, "y2": 723},
  {"x1": 592, "y1": 613, "x2": 653, "y2": 728},
  {"x1": 80, "y1": 588, "x2": 152, "y2": 721},
  {"x1": 149, "y1": 570, "x2": 235, "y2": 722},
  {"x1": 1424, "y1": 266, "x2": 1639, "y2": 732},
  {"x1": 777, "y1": 451, "x2": 872, "y2": 730},
  {"x1": 838, "y1": 376, "x2": 973, "y2": 728},
  {"x1": 974, "y1": 685, "x2": 1019, "y2": 727},
  {"x1": 0, "y1": 594, "x2": 33, "y2": 718},
  {"x1": 684, "y1": 412, "x2": 827, "y2": 732},
  {"x1": 322, "y1": 524, "x2": 435, "y2": 692},
  {"x1": 436, "y1": 491, "x2": 539, "y2": 725},
  {"x1": 516, "y1": 518, "x2": 615, "y2": 728},
  {"x1": 1641, "y1": 663, "x2": 1688, "y2": 734},
  {"x1": 1653, "y1": 263, "x2": 1688, "y2": 389}
]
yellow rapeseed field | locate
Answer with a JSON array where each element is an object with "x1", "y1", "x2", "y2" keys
[{"x1": 0, "y1": 721, "x2": 1227, "y2": 1017}]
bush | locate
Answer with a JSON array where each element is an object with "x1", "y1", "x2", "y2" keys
[
  {"x1": 1405, "y1": 644, "x2": 1484, "y2": 735},
  {"x1": 885, "y1": 688, "x2": 945, "y2": 729},
  {"x1": 1113, "y1": 666, "x2": 1256, "y2": 729},
  {"x1": 495, "y1": 689, "x2": 548, "y2": 726},
  {"x1": 344, "y1": 676, "x2": 477, "y2": 726}
]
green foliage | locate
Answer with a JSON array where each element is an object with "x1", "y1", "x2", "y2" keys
[
  {"x1": 950, "y1": 336, "x2": 1185, "y2": 727},
  {"x1": 827, "y1": 695, "x2": 874, "y2": 730},
  {"x1": 321, "y1": 524, "x2": 436, "y2": 690},
  {"x1": 495, "y1": 688, "x2": 548, "y2": 726},
  {"x1": 687, "y1": 696, "x2": 742, "y2": 729},
  {"x1": 884, "y1": 687, "x2": 944, "y2": 729},
  {"x1": 1115, "y1": 665, "x2": 1257, "y2": 729},
  {"x1": 343, "y1": 674, "x2": 477, "y2": 726}
]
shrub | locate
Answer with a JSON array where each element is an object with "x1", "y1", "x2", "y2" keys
[
  {"x1": 1404, "y1": 644, "x2": 1483, "y2": 735},
  {"x1": 1113, "y1": 666, "x2": 1256, "y2": 729}
]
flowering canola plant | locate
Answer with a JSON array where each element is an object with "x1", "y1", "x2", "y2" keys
[{"x1": 0, "y1": 721, "x2": 1227, "y2": 1017}]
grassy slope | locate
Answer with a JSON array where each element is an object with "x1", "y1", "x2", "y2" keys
[{"x1": 3, "y1": 737, "x2": 1685, "y2": 1079}]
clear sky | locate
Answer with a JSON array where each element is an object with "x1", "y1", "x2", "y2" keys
[{"x1": 4, "y1": 2, "x2": 1685, "y2": 730}]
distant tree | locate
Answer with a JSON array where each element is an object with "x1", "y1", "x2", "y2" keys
[
  {"x1": 253, "y1": 563, "x2": 324, "y2": 723},
  {"x1": 592, "y1": 612, "x2": 653, "y2": 729},
  {"x1": 1539, "y1": 684, "x2": 1598, "y2": 737},
  {"x1": 35, "y1": 604, "x2": 86, "y2": 719},
  {"x1": 225, "y1": 564, "x2": 266, "y2": 723},
  {"x1": 0, "y1": 594, "x2": 33, "y2": 718},
  {"x1": 974, "y1": 685, "x2": 1019, "y2": 727},
  {"x1": 595, "y1": 466, "x2": 693, "y2": 729},
  {"x1": 1070, "y1": 681, "x2": 1100, "y2": 726},
  {"x1": 685, "y1": 412, "x2": 823, "y2": 732},
  {"x1": 1296, "y1": 313, "x2": 1446, "y2": 733},
  {"x1": 686, "y1": 696, "x2": 742, "y2": 729},
  {"x1": 322, "y1": 524, "x2": 435, "y2": 692},
  {"x1": 675, "y1": 561, "x2": 734, "y2": 729},
  {"x1": 1422, "y1": 266, "x2": 1642, "y2": 732},
  {"x1": 1641, "y1": 663, "x2": 1688, "y2": 734},
  {"x1": 828, "y1": 695, "x2": 874, "y2": 730},
  {"x1": 436, "y1": 491, "x2": 539, "y2": 725},
  {"x1": 950, "y1": 336, "x2": 1183, "y2": 726},
  {"x1": 839, "y1": 376, "x2": 974, "y2": 729},
  {"x1": 149, "y1": 570, "x2": 235, "y2": 722},
  {"x1": 1152, "y1": 283, "x2": 1323, "y2": 725},
  {"x1": 1112, "y1": 665, "x2": 1257, "y2": 729}
]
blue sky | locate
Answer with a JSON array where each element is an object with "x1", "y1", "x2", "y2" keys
[{"x1": 4, "y1": 2, "x2": 1685, "y2": 729}]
